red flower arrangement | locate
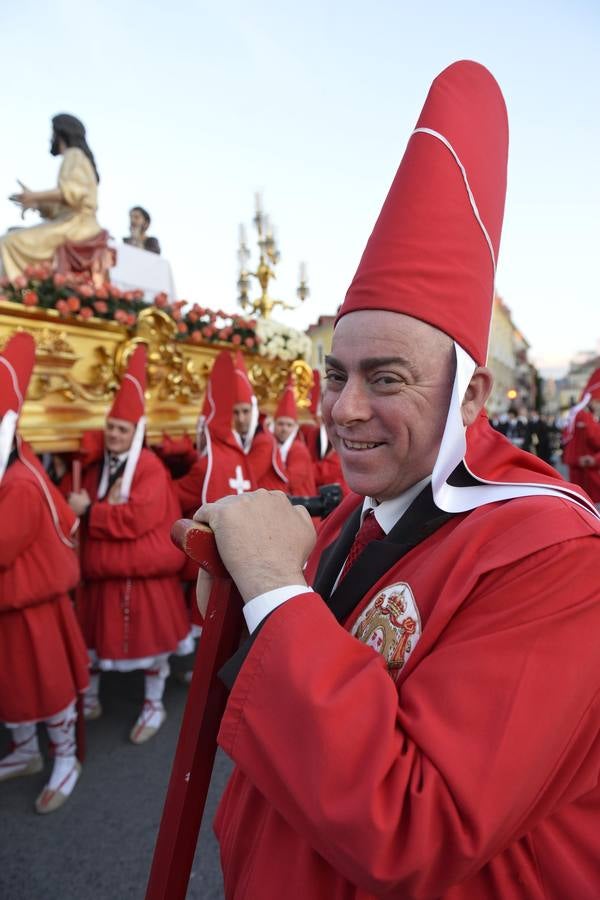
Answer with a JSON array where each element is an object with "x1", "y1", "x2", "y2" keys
[{"x1": 1, "y1": 263, "x2": 259, "y2": 351}]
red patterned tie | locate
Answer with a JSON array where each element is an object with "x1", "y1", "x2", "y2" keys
[{"x1": 339, "y1": 509, "x2": 385, "y2": 581}]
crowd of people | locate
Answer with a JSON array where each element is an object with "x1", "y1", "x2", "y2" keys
[
  {"x1": 2, "y1": 60, "x2": 600, "y2": 899},
  {"x1": 490, "y1": 407, "x2": 564, "y2": 464},
  {"x1": 0, "y1": 333, "x2": 347, "y2": 814}
]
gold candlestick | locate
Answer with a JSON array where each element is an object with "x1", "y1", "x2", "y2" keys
[{"x1": 237, "y1": 196, "x2": 308, "y2": 319}]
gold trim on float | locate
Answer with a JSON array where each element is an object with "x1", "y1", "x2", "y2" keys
[{"x1": 0, "y1": 302, "x2": 313, "y2": 452}]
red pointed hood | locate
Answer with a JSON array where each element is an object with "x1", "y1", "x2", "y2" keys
[
  {"x1": 109, "y1": 345, "x2": 147, "y2": 424},
  {"x1": 0, "y1": 332, "x2": 35, "y2": 417},
  {"x1": 202, "y1": 351, "x2": 254, "y2": 502},
  {"x1": 233, "y1": 351, "x2": 255, "y2": 404},
  {"x1": 275, "y1": 376, "x2": 298, "y2": 421},
  {"x1": 204, "y1": 351, "x2": 237, "y2": 443},
  {"x1": 582, "y1": 367, "x2": 600, "y2": 402},
  {"x1": 339, "y1": 60, "x2": 507, "y2": 367}
]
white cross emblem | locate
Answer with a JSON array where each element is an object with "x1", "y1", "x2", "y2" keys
[{"x1": 229, "y1": 465, "x2": 251, "y2": 495}]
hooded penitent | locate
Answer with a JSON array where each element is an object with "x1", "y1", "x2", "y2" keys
[
  {"x1": 232, "y1": 350, "x2": 259, "y2": 452},
  {"x1": 274, "y1": 375, "x2": 299, "y2": 464},
  {"x1": 338, "y1": 60, "x2": 598, "y2": 517},
  {"x1": 98, "y1": 344, "x2": 147, "y2": 502},
  {"x1": 202, "y1": 351, "x2": 253, "y2": 503},
  {"x1": 564, "y1": 367, "x2": 600, "y2": 440},
  {"x1": 561, "y1": 367, "x2": 600, "y2": 471},
  {"x1": 0, "y1": 331, "x2": 78, "y2": 545}
]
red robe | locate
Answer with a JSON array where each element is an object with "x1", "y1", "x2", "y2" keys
[
  {"x1": 258, "y1": 435, "x2": 317, "y2": 497},
  {"x1": 215, "y1": 491, "x2": 600, "y2": 899},
  {"x1": 77, "y1": 448, "x2": 189, "y2": 663},
  {"x1": 562, "y1": 410, "x2": 600, "y2": 502},
  {"x1": 0, "y1": 456, "x2": 89, "y2": 722}
]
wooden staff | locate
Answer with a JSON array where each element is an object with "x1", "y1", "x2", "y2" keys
[
  {"x1": 70, "y1": 458, "x2": 87, "y2": 764},
  {"x1": 145, "y1": 520, "x2": 243, "y2": 900}
]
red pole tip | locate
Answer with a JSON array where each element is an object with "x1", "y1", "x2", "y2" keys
[{"x1": 170, "y1": 518, "x2": 228, "y2": 577}]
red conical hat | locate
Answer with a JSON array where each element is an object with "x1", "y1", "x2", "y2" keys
[
  {"x1": 339, "y1": 60, "x2": 507, "y2": 366},
  {"x1": 0, "y1": 332, "x2": 35, "y2": 416},
  {"x1": 233, "y1": 351, "x2": 255, "y2": 404},
  {"x1": 204, "y1": 351, "x2": 237, "y2": 442},
  {"x1": 582, "y1": 367, "x2": 600, "y2": 401},
  {"x1": 334, "y1": 60, "x2": 598, "y2": 519},
  {"x1": 275, "y1": 376, "x2": 298, "y2": 421},
  {"x1": 109, "y1": 345, "x2": 147, "y2": 423}
]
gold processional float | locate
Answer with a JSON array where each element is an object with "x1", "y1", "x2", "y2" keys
[{"x1": 0, "y1": 197, "x2": 314, "y2": 452}]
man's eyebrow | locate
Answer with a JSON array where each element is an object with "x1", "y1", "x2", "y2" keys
[{"x1": 325, "y1": 355, "x2": 418, "y2": 377}]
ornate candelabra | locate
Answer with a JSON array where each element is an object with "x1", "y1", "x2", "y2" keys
[{"x1": 237, "y1": 193, "x2": 309, "y2": 319}]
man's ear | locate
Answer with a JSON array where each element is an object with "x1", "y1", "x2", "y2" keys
[{"x1": 461, "y1": 367, "x2": 493, "y2": 427}]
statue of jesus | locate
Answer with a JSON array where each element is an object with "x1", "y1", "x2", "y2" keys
[{"x1": 0, "y1": 114, "x2": 102, "y2": 282}]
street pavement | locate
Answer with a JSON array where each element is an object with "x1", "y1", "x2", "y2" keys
[{"x1": 0, "y1": 665, "x2": 231, "y2": 900}]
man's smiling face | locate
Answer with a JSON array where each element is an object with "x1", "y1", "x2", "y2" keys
[{"x1": 322, "y1": 310, "x2": 455, "y2": 502}]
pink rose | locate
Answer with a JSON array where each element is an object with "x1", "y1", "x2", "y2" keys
[
  {"x1": 13, "y1": 275, "x2": 27, "y2": 289},
  {"x1": 79, "y1": 306, "x2": 94, "y2": 319},
  {"x1": 23, "y1": 290, "x2": 39, "y2": 307},
  {"x1": 231, "y1": 334, "x2": 242, "y2": 346},
  {"x1": 66, "y1": 295, "x2": 81, "y2": 312},
  {"x1": 93, "y1": 300, "x2": 108, "y2": 314}
]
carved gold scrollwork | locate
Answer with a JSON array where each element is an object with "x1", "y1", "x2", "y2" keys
[
  {"x1": 290, "y1": 359, "x2": 314, "y2": 409},
  {"x1": 120, "y1": 308, "x2": 206, "y2": 404},
  {"x1": 67, "y1": 345, "x2": 119, "y2": 401},
  {"x1": 247, "y1": 359, "x2": 313, "y2": 410}
]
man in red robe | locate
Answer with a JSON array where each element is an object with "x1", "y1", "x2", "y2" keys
[
  {"x1": 173, "y1": 351, "x2": 255, "y2": 646},
  {"x1": 0, "y1": 333, "x2": 89, "y2": 814},
  {"x1": 66, "y1": 345, "x2": 191, "y2": 744},
  {"x1": 175, "y1": 351, "x2": 255, "y2": 516},
  {"x1": 192, "y1": 62, "x2": 600, "y2": 898},
  {"x1": 230, "y1": 350, "x2": 276, "y2": 486},
  {"x1": 258, "y1": 375, "x2": 317, "y2": 496},
  {"x1": 562, "y1": 368, "x2": 600, "y2": 505}
]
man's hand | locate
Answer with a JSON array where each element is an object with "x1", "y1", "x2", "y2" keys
[
  {"x1": 193, "y1": 489, "x2": 316, "y2": 603},
  {"x1": 68, "y1": 489, "x2": 91, "y2": 516}
]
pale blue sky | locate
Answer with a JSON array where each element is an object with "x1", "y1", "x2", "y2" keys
[{"x1": 2, "y1": 0, "x2": 598, "y2": 374}]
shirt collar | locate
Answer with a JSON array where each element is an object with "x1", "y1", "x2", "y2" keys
[
  {"x1": 361, "y1": 475, "x2": 432, "y2": 534},
  {"x1": 105, "y1": 450, "x2": 129, "y2": 464}
]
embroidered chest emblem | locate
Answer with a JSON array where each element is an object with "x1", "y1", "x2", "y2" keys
[{"x1": 352, "y1": 582, "x2": 421, "y2": 676}]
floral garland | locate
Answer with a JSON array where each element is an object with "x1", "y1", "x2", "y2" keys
[
  {"x1": 0, "y1": 263, "x2": 259, "y2": 350},
  {"x1": 255, "y1": 317, "x2": 313, "y2": 361}
]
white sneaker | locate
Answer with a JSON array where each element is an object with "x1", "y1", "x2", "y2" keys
[{"x1": 129, "y1": 701, "x2": 167, "y2": 745}]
